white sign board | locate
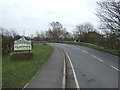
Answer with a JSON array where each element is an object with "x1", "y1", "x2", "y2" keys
[{"x1": 14, "y1": 37, "x2": 32, "y2": 51}]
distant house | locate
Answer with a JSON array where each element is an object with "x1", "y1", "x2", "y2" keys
[
  {"x1": 84, "y1": 31, "x2": 102, "y2": 44},
  {"x1": 86, "y1": 31, "x2": 101, "y2": 38}
]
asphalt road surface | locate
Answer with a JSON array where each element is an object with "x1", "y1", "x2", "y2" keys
[{"x1": 49, "y1": 43, "x2": 119, "y2": 88}]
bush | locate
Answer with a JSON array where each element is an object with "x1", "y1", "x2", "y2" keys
[{"x1": 43, "y1": 43, "x2": 47, "y2": 45}]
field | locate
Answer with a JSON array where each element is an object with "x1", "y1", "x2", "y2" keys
[{"x1": 2, "y1": 44, "x2": 53, "y2": 88}]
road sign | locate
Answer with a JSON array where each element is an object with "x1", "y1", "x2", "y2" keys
[{"x1": 14, "y1": 37, "x2": 32, "y2": 51}]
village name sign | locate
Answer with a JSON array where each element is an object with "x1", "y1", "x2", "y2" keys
[
  {"x1": 14, "y1": 37, "x2": 32, "y2": 51},
  {"x1": 10, "y1": 37, "x2": 33, "y2": 60}
]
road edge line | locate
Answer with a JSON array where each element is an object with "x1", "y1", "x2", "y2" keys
[
  {"x1": 61, "y1": 49, "x2": 66, "y2": 89},
  {"x1": 64, "y1": 50, "x2": 80, "y2": 89}
]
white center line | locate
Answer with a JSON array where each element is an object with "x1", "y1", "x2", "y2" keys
[
  {"x1": 75, "y1": 46, "x2": 88, "y2": 54},
  {"x1": 82, "y1": 50, "x2": 88, "y2": 53},
  {"x1": 91, "y1": 55, "x2": 103, "y2": 62},
  {"x1": 75, "y1": 46, "x2": 81, "y2": 50},
  {"x1": 110, "y1": 65, "x2": 120, "y2": 71}
]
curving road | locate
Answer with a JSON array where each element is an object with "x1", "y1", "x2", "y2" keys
[{"x1": 49, "y1": 43, "x2": 119, "y2": 88}]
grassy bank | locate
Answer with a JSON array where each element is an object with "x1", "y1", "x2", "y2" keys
[
  {"x1": 63, "y1": 42, "x2": 120, "y2": 56},
  {"x1": 2, "y1": 44, "x2": 53, "y2": 88}
]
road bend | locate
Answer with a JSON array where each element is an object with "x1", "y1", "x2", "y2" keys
[{"x1": 49, "y1": 43, "x2": 119, "y2": 88}]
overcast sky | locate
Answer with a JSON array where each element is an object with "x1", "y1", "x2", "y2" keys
[{"x1": 0, "y1": 0, "x2": 100, "y2": 36}]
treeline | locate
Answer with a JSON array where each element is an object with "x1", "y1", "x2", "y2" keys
[
  {"x1": 33, "y1": 21, "x2": 73, "y2": 42},
  {"x1": 0, "y1": 21, "x2": 119, "y2": 56},
  {"x1": 33, "y1": 21, "x2": 119, "y2": 50},
  {"x1": 0, "y1": 28, "x2": 22, "y2": 55},
  {"x1": 0, "y1": 22, "x2": 74, "y2": 55},
  {"x1": 73, "y1": 22, "x2": 119, "y2": 50}
]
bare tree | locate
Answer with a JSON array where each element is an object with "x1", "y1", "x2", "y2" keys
[
  {"x1": 96, "y1": 0, "x2": 120, "y2": 36},
  {"x1": 34, "y1": 31, "x2": 45, "y2": 41},
  {"x1": 40, "y1": 31, "x2": 46, "y2": 41},
  {"x1": 60, "y1": 28, "x2": 73, "y2": 41},
  {"x1": 47, "y1": 21, "x2": 64, "y2": 42},
  {"x1": 96, "y1": 0, "x2": 120, "y2": 49},
  {"x1": 74, "y1": 23, "x2": 95, "y2": 41}
]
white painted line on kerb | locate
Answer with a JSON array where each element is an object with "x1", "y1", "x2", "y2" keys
[
  {"x1": 81, "y1": 50, "x2": 88, "y2": 53},
  {"x1": 110, "y1": 65, "x2": 120, "y2": 71},
  {"x1": 91, "y1": 55, "x2": 103, "y2": 62},
  {"x1": 22, "y1": 82, "x2": 29, "y2": 90},
  {"x1": 65, "y1": 51, "x2": 80, "y2": 89},
  {"x1": 61, "y1": 50, "x2": 66, "y2": 89}
]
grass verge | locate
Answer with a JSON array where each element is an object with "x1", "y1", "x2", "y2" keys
[
  {"x1": 2, "y1": 44, "x2": 53, "y2": 88},
  {"x1": 63, "y1": 42, "x2": 120, "y2": 56}
]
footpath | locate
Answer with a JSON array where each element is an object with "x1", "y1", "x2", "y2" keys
[{"x1": 24, "y1": 47, "x2": 64, "y2": 88}]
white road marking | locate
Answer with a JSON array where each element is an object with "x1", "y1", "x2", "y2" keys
[
  {"x1": 82, "y1": 50, "x2": 88, "y2": 53},
  {"x1": 75, "y1": 46, "x2": 81, "y2": 50},
  {"x1": 61, "y1": 50, "x2": 66, "y2": 89},
  {"x1": 65, "y1": 51, "x2": 80, "y2": 89},
  {"x1": 22, "y1": 83, "x2": 29, "y2": 90},
  {"x1": 75, "y1": 46, "x2": 88, "y2": 54},
  {"x1": 110, "y1": 65, "x2": 120, "y2": 71},
  {"x1": 91, "y1": 55, "x2": 103, "y2": 62}
]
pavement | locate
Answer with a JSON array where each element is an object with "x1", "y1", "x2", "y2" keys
[
  {"x1": 24, "y1": 46, "x2": 64, "y2": 88},
  {"x1": 50, "y1": 43, "x2": 119, "y2": 88}
]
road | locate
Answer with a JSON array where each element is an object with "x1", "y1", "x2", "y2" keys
[{"x1": 49, "y1": 43, "x2": 119, "y2": 88}]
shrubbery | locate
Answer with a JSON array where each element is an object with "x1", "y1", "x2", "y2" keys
[{"x1": 0, "y1": 27, "x2": 21, "y2": 55}]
